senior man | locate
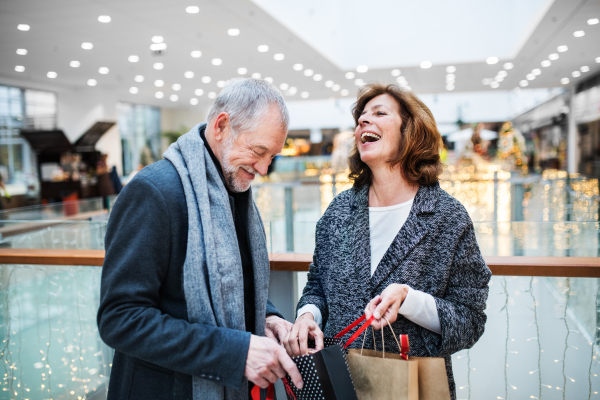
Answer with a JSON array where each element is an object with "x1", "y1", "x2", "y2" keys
[{"x1": 97, "y1": 79, "x2": 302, "y2": 400}]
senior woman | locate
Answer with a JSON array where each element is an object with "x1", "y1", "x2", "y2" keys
[{"x1": 283, "y1": 83, "x2": 491, "y2": 399}]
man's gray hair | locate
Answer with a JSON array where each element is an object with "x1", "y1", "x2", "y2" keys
[{"x1": 207, "y1": 78, "x2": 289, "y2": 135}]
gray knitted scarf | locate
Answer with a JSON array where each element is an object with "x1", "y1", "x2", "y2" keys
[{"x1": 163, "y1": 123, "x2": 270, "y2": 400}]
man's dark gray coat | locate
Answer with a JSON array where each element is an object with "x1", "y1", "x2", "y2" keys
[
  {"x1": 296, "y1": 183, "x2": 492, "y2": 400},
  {"x1": 97, "y1": 125, "x2": 281, "y2": 400}
]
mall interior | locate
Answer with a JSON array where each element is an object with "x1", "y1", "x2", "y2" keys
[{"x1": 0, "y1": 0, "x2": 600, "y2": 399}]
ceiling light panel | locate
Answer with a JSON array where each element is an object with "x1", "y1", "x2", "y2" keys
[
  {"x1": 186, "y1": 6, "x2": 200, "y2": 14},
  {"x1": 17, "y1": 24, "x2": 30, "y2": 31},
  {"x1": 98, "y1": 15, "x2": 111, "y2": 23},
  {"x1": 81, "y1": 42, "x2": 93, "y2": 50},
  {"x1": 191, "y1": 50, "x2": 202, "y2": 58},
  {"x1": 228, "y1": 29, "x2": 240, "y2": 36},
  {"x1": 70, "y1": 61, "x2": 80, "y2": 68},
  {"x1": 16, "y1": 49, "x2": 27, "y2": 55}
]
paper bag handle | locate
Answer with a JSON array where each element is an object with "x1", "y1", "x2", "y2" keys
[
  {"x1": 334, "y1": 314, "x2": 375, "y2": 349},
  {"x1": 359, "y1": 316, "x2": 410, "y2": 360}
]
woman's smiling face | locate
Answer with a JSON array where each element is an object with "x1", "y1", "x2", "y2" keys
[{"x1": 354, "y1": 94, "x2": 403, "y2": 168}]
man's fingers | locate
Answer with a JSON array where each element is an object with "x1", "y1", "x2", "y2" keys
[
  {"x1": 274, "y1": 324, "x2": 289, "y2": 344},
  {"x1": 312, "y1": 325, "x2": 324, "y2": 351},
  {"x1": 289, "y1": 324, "x2": 301, "y2": 356},
  {"x1": 277, "y1": 349, "x2": 303, "y2": 389},
  {"x1": 265, "y1": 328, "x2": 277, "y2": 342},
  {"x1": 282, "y1": 332, "x2": 293, "y2": 356}
]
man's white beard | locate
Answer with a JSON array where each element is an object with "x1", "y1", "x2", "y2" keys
[{"x1": 221, "y1": 136, "x2": 258, "y2": 193}]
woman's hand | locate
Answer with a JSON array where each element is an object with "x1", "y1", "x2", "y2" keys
[
  {"x1": 365, "y1": 284, "x2": 410, "y2": 330},
  {"x1": 283, "y1": 312, "x2": 324, "y2": 357}
]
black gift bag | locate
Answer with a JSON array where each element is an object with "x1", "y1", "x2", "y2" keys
[{"x1": 283, "y1": 315, "x2": 375, "y2": 400}]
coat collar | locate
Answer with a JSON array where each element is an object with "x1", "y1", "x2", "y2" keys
[{"x1": 348, "y1": 182, "x2": 441, "y2": 292}]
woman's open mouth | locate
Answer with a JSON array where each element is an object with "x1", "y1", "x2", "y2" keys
[{"x1": 361, "y1": 132, "x2": 381, "y2": 143}]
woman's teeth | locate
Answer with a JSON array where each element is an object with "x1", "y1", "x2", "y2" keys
[{"x1": 361, "y1": 132, "x2": 381, "y2": 143}]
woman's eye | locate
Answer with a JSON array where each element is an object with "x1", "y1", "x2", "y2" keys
[{"x1": 377, "y1": 112, "x2": 387, "y2": 116}]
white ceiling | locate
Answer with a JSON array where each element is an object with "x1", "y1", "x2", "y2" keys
[{"x1": 0, "y1": 0, "x2": 598, "y2": 109}]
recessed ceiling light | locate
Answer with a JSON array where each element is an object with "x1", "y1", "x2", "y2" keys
[
  {"x1": 128, "y1": 55, "x2": 139, "y2": 63},
  {"x1": 345, "y1": 72, "x2": 355, "y2": 79},
  {"x1": 391, "y1": 69, "x2": 401, "y2": 76},
  {"x1": 279, "y1": 83, "x2": 289, "y2": 90},
  {"x1": 129, "y1": 87, "x2": 138, "y2": 94},
  {"x1": 186, "y1": 6, "x2": 200, "y2": 13},
  {"x1": 549, "y1": 53, "x2": 559, "y2": 60},
  {"x1": 519, "y1": 80, "x2": 528, "y2": 87},
  {"x1": 503, "y1": 63, "x2": 514, "y2": 70},
  {"x1": 396, "y1": 76, "x2": 407, "y2": 84},
  {"x1": 184, "y1": 71, "x2": 194, "y2": 79},
  {"x1": 228, "y1": 28, "x2": 240, "y2": 36},
  {"x1": 15, "y1": 66, "x2": 25, "y2": 72},
  {"x1": 150, "y1": 43, "x2": 167, "y2": 52},
  {"x1": 208, "y1": 92, "x2": 217, "y2": 99},
  {"x1": 87, "y1": 79, "x2": 97, "y2": 86},
  {"x1": 201, "y1": 76, "x2": 211, "y2": 83},
  {"x1": 195, "y1": 89, "x2": 204, "y2": 96},
  {"x1": 354, "y1": 78, "x2": 365, "y2": 86},
  {"x1": 490, "y1": 82, "x2": 499, "y2": 89},
  {"x1": 258, "y1": 45, "x2": 269, "y2": 52},
  {"x1": 293, "y1": 64, "x2": 303, "y2": 71},
  {"x1": 573, "y1": 30, "x2": 585, "y2": 38},
  {"x1": 446, "y1": 84, "x2": 456, "y2": 91},
  {"x1": 211, "y1": 58, "x2": 222, "y2": 66},
  {"x1": 446, "y1": 66, "x2": 456, "y2": 73},
  {"x1": 557, "y1": 45, "x2": 568, "y2": 52},
  {"x1": 81, "y1": 42, "x2": 93, "y2": 50},
  {"x1": 288, "y1": 87, "x2": 297, "y2": 95},
  {"x1": 134, "y1": 75, "x2": 144, "y2": 82},
  {"x1": 236, "y1": 67, "x2": 247, "y2": 75},
  {"x1": 340, "y1": 89, "x2": 349, "y2": 96},
  {"x1": 274, "y1": 53, "x2": 285, "y2": 61},
  {"x1": 497, "y1": 71, "x2": 508, "y2": 77},
  {"x1": 495, "y1": 76, "x2": 505, "y2": 82},
  {"x1": 313, "y1": 74, "x2": 323, "y2": 81},
  {"x1": 325, "y1": 80, "x2": 334, "y2": 88},
  {"x1": 154, "y1": 80, "x2": 164, "y2": 87},
  {"x1": 98, "y1": 15, "x2": 111, "y2": 23},
  {"x1": 251, "y1": 73, "x2": 261, "y2": 79},
  {"x1": 300, "y1": 92, "x2": 309, "y2": 99},
  {"x1": 572, "y1": 71, "x2": 581, "y2": 78},
  {"x1": 560, "y1": 78, "x2": 570, "y2": 84},
  {"x1": 190, "y1": 98, "x2": 199, "y2": 105},
  {"x1": 17, "y1": 24, "x2": 30, "y2": 31},
  {"x1": 332, "y1": 84, "x2": 341, "y2": 91},
  {"x1": 420, "y1": 61, "x2": 432, "y2": 68},
  {"x1": 153, "y1": 63, "x2": 164, "y2": 70},
  {"x1": 217, "y1": 80, "x2": 226, "y2": 88},
  {"x1": 596, "y1": 57, "x2": 600, "y2": 63},
  {"x1": 264, "y1": 77, "x2": 273, "y2": 83},
  {"x1": 526, "y1": 74, "x2": 535, "y2": 80},
  {"x1": 189, "y1": 51, "x2": 201, "y2": 59},
  {"x1": 588, "y1": 18, "x2": 599, "y2": 25},
  {"x1": 152, "y1": 36, "x2": 164, "y2": 44},
  {"x1": 532, "y1": 68, "x2": 541, "y2": 75},
  {"x1": 541, "y1": 60, "x2": 551, "y2": 67},
  {"x1": 47, "y1": 71, "x2": 57, "y2": 79},
  {"x1": 482, "y1": 78, "x2": 492, "y2": 85},
  {"x1": 486, "y1": 57, "x2": 498, "y2": 65},
  {"x1": 446, "y1": 73, "x2": 456, "y2": 80},
  {"x1": 304, "y1": 69, "x2": 314, "y2": 77},
  {"x1": 99, "y1": 67, "x2": 109, "y2": 74},
  {"x1": 356, "y1": 65, "x2": 368, "y2": 73},
  {"x1": 172, "y1": 83, "x2": 182, "y2": 91},
  {"x1": 155, "y1": 91, "x2": 164, "y2": 99},
  {"x1": 16, "y1": 49, "x2": 27, "y2": 55},
  {"x1": 581, "y1": 66, "x2": 590, "y2": 72},
  {"x1": 170, "y1": 94, "x2": 178, "y2": 102}
]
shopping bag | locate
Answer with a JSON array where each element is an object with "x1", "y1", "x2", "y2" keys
[
  {"x1": 283, "y1": 314, "x2": 376, "y2": 400},
  {"x1": 410, "y1": 356, "x2": 450, "y2": 400},
  {"x1": 347, "y1": 316, "x2": 419, "y2": 400}
]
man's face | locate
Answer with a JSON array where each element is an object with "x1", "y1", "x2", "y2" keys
[{"x1": 221, "y1": 109, "x2": 287, "y2": 192}]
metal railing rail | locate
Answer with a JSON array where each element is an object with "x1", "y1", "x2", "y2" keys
[{"x1": 0, "y1": 249, "x2": 599, "y2": 277}]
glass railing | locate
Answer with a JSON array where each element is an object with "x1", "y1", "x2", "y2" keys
[
  {"x1": 0, "y1": 221, "x2": 107, "y2": 250},
  {"x1": 0, "y1": 198, "x2": 105, "y2": 222}
]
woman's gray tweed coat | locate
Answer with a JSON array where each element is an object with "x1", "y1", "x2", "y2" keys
[{"x1": 296, "y1": 182, "x2": 491, "y2": 400}]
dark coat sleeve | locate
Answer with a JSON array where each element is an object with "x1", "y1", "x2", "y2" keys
[
  {"x1": 426, "y1": 221, "x2": 491, "y2": 357},
  {"x1": 266, "y1": 298, "x2": 284, "y2": 319},
  {"x1": 97, "y1": 176, "x2": 250, "y2": 389},
  {"x1": 295, "y1": 219, "x2": 329, "y2": 323}
]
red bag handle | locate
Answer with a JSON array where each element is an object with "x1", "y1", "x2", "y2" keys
[
  {"x1": 250, "y1": 383, "x2": 275, "y2": 400},
  {"x1": 334, "y1": 314, "x2": 376, "y2": 349}
]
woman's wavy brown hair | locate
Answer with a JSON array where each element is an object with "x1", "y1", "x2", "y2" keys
[{"x1": 348, "y1": 83, "x2": 443, "y2": 187}]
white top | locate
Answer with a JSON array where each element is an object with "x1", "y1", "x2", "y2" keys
[{"x1": 297, "y1": 197, "x2": 442, "y2": 335}]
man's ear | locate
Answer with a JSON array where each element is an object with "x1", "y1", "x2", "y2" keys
[{"x1": 213, "y1": 112, "x2": 230, "y2": 142}]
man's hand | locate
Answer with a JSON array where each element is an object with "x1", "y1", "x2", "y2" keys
[
  {"x1": 365, "y1": 284, "x2": 410, "y2": 330},
  {"x1": 265, "y1": 315, "x2": 292, "y2": 344},
  {"x1": 245, "y1": 335, "x2": 303, "y2": 389},
  {"x1": 283, "y1": 312, "x2": 324, "y2": 357}
]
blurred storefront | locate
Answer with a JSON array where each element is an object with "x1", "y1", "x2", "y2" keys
[{"x1": 573, "y1": 71, "x2": 600, "y2": 179}]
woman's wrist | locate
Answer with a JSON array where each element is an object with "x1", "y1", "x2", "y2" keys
[{"x1": 298, "y1": 312, "x2": 315, "y2": 321}]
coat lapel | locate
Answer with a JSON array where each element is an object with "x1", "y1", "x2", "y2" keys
[
  {"x1": 370, "y1": 183, "x2": 440, "y2": 291},
  {"x1": 346, "y1": 185, "x2": 373, "y2": 303}
]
